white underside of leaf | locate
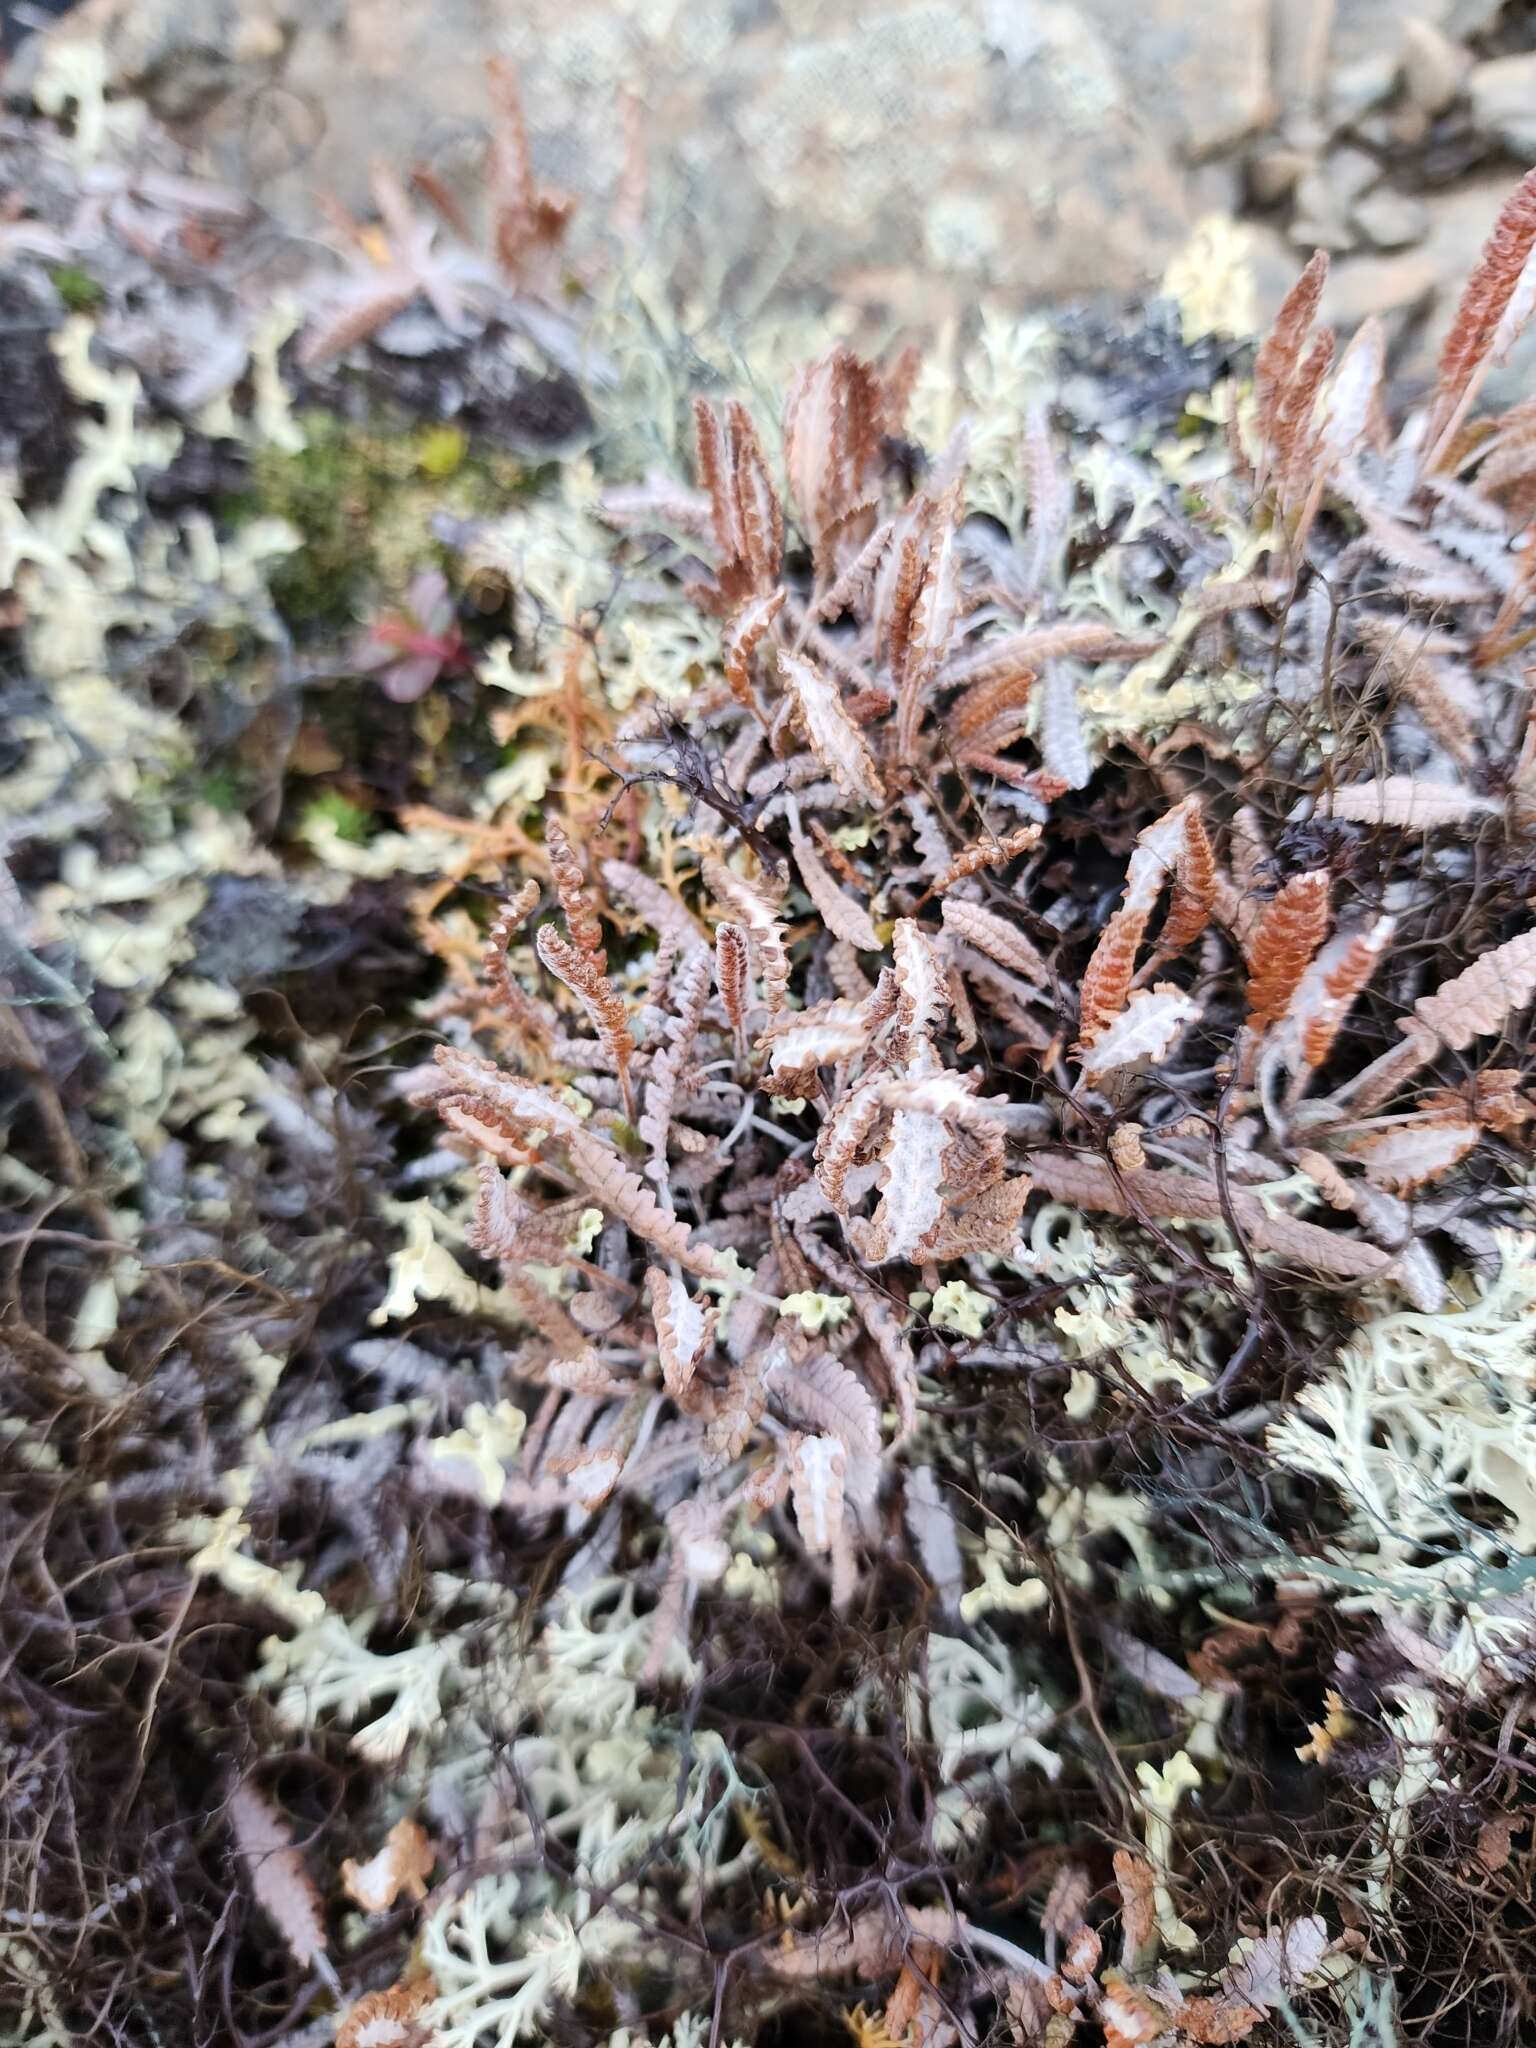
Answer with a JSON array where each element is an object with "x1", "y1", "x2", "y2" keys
[
  {"x1": 790, "y1": 1432, "x2": 847, "y2": 1552},
  {"x1": 1346, "y1": 1117, "x2": 1480, "y2": 1192},
  {"x1": 1410, "y1": 926, "x2": 1536, "y2": 1049},
  {"x1": 871, "y1": 1107, "x2": 948, "y2": 1259},
  {"x1": 1079, "y1": 985, "x2": 1197, "y2": 1080},
  {"x1": 1311, "y1": 778, "x2": 1500, "y2": 828},
  {"x1": 762, "y1": 1008, "x2": 874, "y2": 1077},
  {"x1": 778, "y1": 647, "x2": 885, "y2": 805}
]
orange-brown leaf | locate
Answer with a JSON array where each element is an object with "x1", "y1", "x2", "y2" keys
[
  {"x1": 715, "y1": 920, "x2": 750, "y2": 1049},
  {"x1": 1113, "y1": 1849, "x2": 1157, "y2": 1958},
  {"x1": 723, "y1": 587, "x2": 786, "y2": 713},
  {"x1": 704, "y1": 856, "x2": 790, "y2": 1014},
  {"x1": 483, "y1": 880, "x2": 554, "y2": 1049},
  {"x1": 1157, "y1": 799, "x2": 1216, "y2": 956},
  {"x1": 1178, "y1": 1994, "x2": 1264, "y2": 2045},
  {"x1": 535, "y1": 921, "x2": 636, "y2": 1110},
  {"x1": 1255, "y1": 251, "x2": 1329, "y2": 436},
  {"x1": 544, "y1": 818, "x2": 605, "y2": 965},
  {"x1": 728, "y1": 398, "x2": 785, "y2": 591},
  {"x1": 1298, "y1": 917, "x2": 1394, "y2": 1070},
  {"x1": 335, "y1": 1975, "x2": 437, "y2": 2048},
  {"x1": 1427, "y1": 165, "x2": 1536, "y2": 463},
  {"x1": 1274, "y1": 328, "x2": 1336, "y2": 501},
  {"x1": 340, "y1": 1819, "x2": 434, "y2": 1915},
  {"x1": 1078, "y1": 903, "x2": 1150, "y2": 1043},
  {"x1": 1244, "y1": 869, "x2": 1331, "y2": 1030},
  {"x1": 946, "y1": 661, "x2": 1037, "y2": 751}
]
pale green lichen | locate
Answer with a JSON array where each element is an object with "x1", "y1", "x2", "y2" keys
[
  {"x1": 959, "y1": 1524, "x2": 1048, "y2": 1624},
  {"x1": 425, "y1": 1401, "x2": 529, "y2": 1507},
  {"x1": 1135, "y1": 1750, "x2": 1203, "y2": 1954},
  {"x1": 929, "y1": 1278, "x2": 993, "y2": 1337},
  {"x1": 1268, "y1": 1230, "x2": 1536, "y2": 1685},
  {"x1": 779, "y1": 1290, "x2": 854, "y2": 1333},
  {"x1": 1161, "y1": 213, "x2": 1258, "y2": 344},
  {"x1": 371, "y1": 1202, "x2": 515, "y2": 1327}
]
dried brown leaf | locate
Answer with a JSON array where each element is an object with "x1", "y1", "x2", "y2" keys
[
  {"x1": 1028, "y1": 1152, "x2": 1391, "y2": 1280},
  {"x1": 1408, "y1": 927, "x2": 1536, "y2": 1050},
  {"x1": 1244, "y1": 870, "x2": 1331, "y2": 1031},
  {"x1": 340, "y1": 1820, "x2": 434, "y2": 1915},
  {"x1": 1425, "y1": 165, "x2": 1536, "y2": 470},
  {"x1": 566, "y1": 1127, "x2": 743, "y2": 1282},
  {"x1": 704, "y1": 855, "x2": 791, "y2": 1015},
  {"x1": 778, "y1": 648, "x2": 886, "y2": 806},
  {"x1": 940, "y1": 896, "x2": 1049, "y2": 985},
  {"x1": 335, "y1": 1976, "x2": 437, "y2": 2048},
  {"x1": 1344, "y1": 1114, "x2": 1481, "y2": 1192},
  {"x1": 791, "y1": 827, "x2": 882, "y2": 950},
  {"x1": 227, "y1": 1784, "x2": 328, "y2": 1972},
  {"x1": 535, "y1": 920, "x2": 637, "y2": 1112}
]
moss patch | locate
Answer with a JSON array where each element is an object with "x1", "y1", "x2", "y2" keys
[{"x1": 241, "y1": 412, "x2": 541, "y2": 630}]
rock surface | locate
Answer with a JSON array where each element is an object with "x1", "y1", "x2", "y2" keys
[
  {"x1": 29, "y1": 0, "x2": 1536, "y2": 370},
  {"x1": 1468, "y1": 52, "x2": 1536, "y2": 159}
]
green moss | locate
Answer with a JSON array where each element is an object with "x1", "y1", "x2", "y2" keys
[
  {"x1": 241, "y1": 412, "x2": 543, "y2": 631},
  {"x1": 417, "y1": 423, "x2": 468, "y2": 479},
  {"x1": 50, "y1": 264, "x2": 103, "y2": 313},
  {"x1": 244, "y1": 414, "x2": 386, "y2": 627},
  {"x1": 198, "y1": 769, "x2": 247, "y2": 814},
  {"x1": 302, "y1": 789, "x2": 374, "y2": 844}
]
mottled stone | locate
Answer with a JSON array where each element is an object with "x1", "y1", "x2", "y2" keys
[
  {"x1": 1329, "y1": 52, "x2": 1400, "y2": 127},
  {"x1": 1248, "y1": 143, "x2": 1317, "y2": 206},
  {"x1": 1319, "y1": 248, "x2": 1441, "y2": 330},
  {"x1": 1071, "y1": 0, "x2": 1275, "y2": 160},
  {"x1": 41, "y1": 0, "x2": 1211, "y2": 320},
  {"x1": 1469, "y1": 53, "x2": 1536, "y2": 161},
  {"x1": 44, "y1": 0, "x2": 1470, "y2": 338},
  {"x1": 1330, "y1": 0, "x2": 1451, "y2": 68},
  {"x1": 1401, "y1": 18, "x2": 1469, "y2": 116},
  {"x1": 1353, "y1": 188, "x2": 1430, "y2": 250},
  {"x1": 1292, "y1": 146, "x2": 1380, "y2": 251},
  {"x1": 1307, "y1": 174, "x2": 1536, "y2": 397}
]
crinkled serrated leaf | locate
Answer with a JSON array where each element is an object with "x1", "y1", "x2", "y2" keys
[{"x1": 1078, "y1": 984, "x2": 1196, "y2": 1080}]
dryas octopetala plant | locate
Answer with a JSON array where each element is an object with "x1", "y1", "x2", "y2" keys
[{"x1": 411, "y1": 172, "x2": 1536, "y2": 1655}]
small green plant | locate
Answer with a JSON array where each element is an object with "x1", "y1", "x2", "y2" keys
[
  {"x1": 49, "y1": 262, "x2": 102, "y2": 313},
  {"x1": 301, "y1": 787, "x2": 374, "y2": 844}
]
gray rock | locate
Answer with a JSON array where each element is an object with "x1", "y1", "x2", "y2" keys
[
  {"x1": 1326, "y1": 144, "x2": 1384, "y2": 206},
  {"x1": 1292, "y1": 145, "x2": 1384, "y2": 253},
  {"x1": 1310, "y1": 248, "x2": 1439, "y2": 361},
  {"x1": 1068, "y1": 0, "x2": 1276, "y2": 161},
  {"x1": 1331, "y1": 0, "x2": 1452, "y2": 68},
  {"x1": 1469, "y1": 53, "x2": 1536, "y2": 160},
  {"x1": 1352, "y1": 188, "x2": 1430, "y2": 250},
  {"x1": 1441, "y1": 0, "x2": 1506, "y2": 32},
  {"x1": 1330, "y1": 52, "x2": 1401, "y2": 128},
  {"x1": 29, "y1": 0, "x2": 298, "y2": 105},
  {"x1": 98, "y1": 0, "x2": 1199, "y2": 320},
  {"x1": 1353, "y1": 103, "x2": 1433, "y2": 153},
  {"x1": 1292, "y1": 144, "x2": 1381, "y2": 249},
  {"x1": 1249, "y1": 143, "x2": 1317, "y2": 206},
  {"x1": 1401, "y1": 18, "x2": 1469, "y2": 116},
  {"x1": 1290, "y1": 212, "x2": 1359, "y2": 255},
  {"x1": 1270, "y1": 0, "x2": 1335, "y2": 118}
]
